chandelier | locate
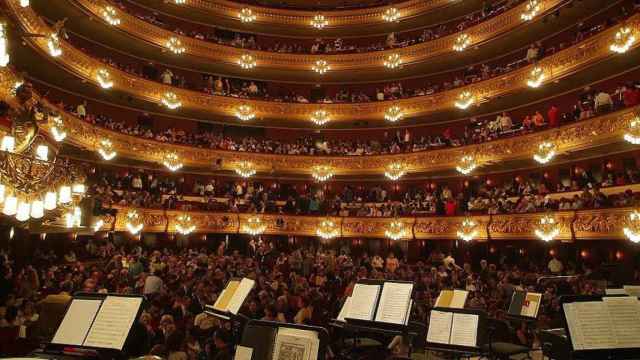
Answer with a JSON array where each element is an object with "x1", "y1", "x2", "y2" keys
[
  {"x1": 623, "y1": 116, "x2": 640, "y2": 144},
  {"x1": 311, "y1": 165, "x2": 334, "y2": 182},
  {"x1": 453, "y1": 33, "x2": 471, "y2": 52},
  {"x1": 96, "y1": 68, "x2": 113, "y2": 89},
  {"x1": 92, "y1": 218, "x2": 104, "y2": 232},
  {"x1": 234, "y1": 161, "x2": 257, "y2": 178},
  {"x1": 526, "y1": 66, "x2": 545, "y2": 88},
  {"x1": 382, "y1": 7, "x2": 400, "y2": 22},
  {"x1": 239, "y1": 8, "x2": 256, "y2": 23},
  {"x1": 533, "y1": 141, "x2": 556, "y2": 164},
  {"x1": 97, "y1": 138, "x2": 117, "y2": 160},
  {"x1": 125, "y1": 209, "x2": 144, "y2": 235},
  {"x1": 521, "y1": 0, "x2": 541, "y2": 21},
  {"x1": 312, "y1": 60, "x2": 330, "y2": 74},
  {"x1": 623, "y1": 210, "x2": 640, "y2": 243},
  {"x1": 243, "y1": 216, "x2": 266, "y2": 236},
  {"x1": 162, "y1": 152, "x2": 183, "y2": 172},
  {"x1": 101, "y1": 6, "x2": 121, "y2": 26},
  {"x1": 311, "y1": 14, "x2": 328, "y2": 29},
  {"x1": 20, "y1": 0, "x2": 29, "y2": 7},
  {"x1": 235, "y1": 104, "x2": 255, "y2": 121},
  {"x1": 457, "y1": 217, "x2": 478, "y2": 242},
  {"x1": 310, "y1": 109, "x2": 330, "y2": 125},
  {"x1": 384, "y1": 105, "x2": 404, "y2": 122},
  {"x1": 238, "y1": 54, "x2": 257, "y2": 69},
  {"x1": 385, "y1": 219, "x2": 407, "y2": 240},
  {"x1": 454, "y1": 91, "x2": 475, "y2": 109},
  {"x1": 166, "y1": 36, "x2": 185, "y2": 55},
  {"x1": 0, "y1": 24, "x2": 9, "y2": 67},
  {"x1": 174, "y1": 0, "x2": 186, "y2": 4},
  {"x1": 383, "y1": 53, "x2": 402, "y2": 69},
  {"x1": 175, "y1": 213, "x2": 196, "y2": 235},
  {"x1": 161, "y1": 92, "x2": 182, "y2": 109},
  {"x1": 456, "y1": 155, "x2": 478, "y2": 175},
  {"x1": 534, "y1": 214, "x2": 560, "y2": 242},
  {"x1": 50, "y1": 114, "x2": 67, "y2": 142},
  {"x1": 316, "y1": 219, "x2": 339, "y2": 239},
  {"x1": 610, "y1": 27, "x2": 636, "y2": 54},
  {"x1": 384, "y1": 162, "x2": 406, "y2": 181},
  {"x1": 47, "y1": 33, "x2": 62, "y2": 57},
  {"x1": 64, "y1": 206, "x2": 82, "y2": 228}
]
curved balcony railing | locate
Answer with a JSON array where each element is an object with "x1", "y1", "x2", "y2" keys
[
  {"x1": 0, "y1": 67, "x2": 634, "y2": 177},
  {"x1": 9, "y1": 0, "x2": 639, "y2": 124},
  {"x1": 100, "y1": 205, "x2": 635, "y2": 241},
  {"x1": 71, "y1": 0, "x2": 562, "y2": 71}
]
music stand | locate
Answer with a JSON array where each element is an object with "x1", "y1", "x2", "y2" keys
[
  {"x1": 205, "y1": 277, "x2": 254, "y2": 345},
  {"x1": 425, "y1": 308, "x2": 487, "y2": 360}
]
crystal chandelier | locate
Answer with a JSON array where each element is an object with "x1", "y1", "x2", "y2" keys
[
  {"x1": 175, "y1": 213, "x2": 196, "y2": 235},
  {"x1": 161, "y1": 92, "x2": 182, "y2": 109},
  {"x1": 311, "y1": 165, "x2": 334, "y2": 182},
  {"x1": 64, "y1": 206, "x2": 82, "y2": 228},
  {"x1": 0, "y1": 24, "x2": 9, "y2": 67},
  {"x1": 310, "y1": 109, "x2": 330, "y2": 125},
  {"x1": 456, "y1": 155, "x2": 478, "y2": 175},
  {"x1": 457, "y1": 217, "x2": 478, "y2": 242},
  {"x1": 383, "y1": 53, "x2": 402, "y2": 69},
  {"x1": 316, "y1": 219, "x2": 339, "y2": 239},
  {"x1": 47, "y1": 33, "x2": 62, "y2": 57},
  {"x1": 92, "y1": 218, "x2": 104, "y2": 232},
  {"x1": 125, "y1": 209, "x2": 144, "y2": 235},
  {"x1": 385, "y1": 219, "x2": 407, "y2": 240},
  {"x1": 50, "y1": 115, "x2": 67, "y2": 142},
  {"x1": 243, "y1": 216, "x2": 266, "y2": 236},
  {"x1": 610, "y1": 27, "x2": 636, "y2": 54},
  {"x1": 235, "y1": 161, "x2": 257, "y2": 178},
  {"x1": 384, "y1": 105, "x2": 404, "y2": 122},
  {"x1": 174, "y1": 0, "x2": 186, "y2": 4},
  {"x1": 311, "y1": 14, "x2": 328, "y2": 29},
  {"x1": 384, "y1": 162, "x2": 406, "y2": 181},
  {"x1": 101, "y1": 6, "x2": 121, "y2": 26},
  {"x1": 238, "y1": 54, "x2": 257, "y2": 69},
  {"x1": 534, "y1": 214, "x2": 560, "y2": 242},
  {"x1": 521, "y1": 0, "x2": 541, "y2": 21},
  {"x1": 526, "y1": 66, "x2": 545, "y2": 88},
  {"x1": 624, "y1": 117, "x2": 640, "y2": 144},
  {"x1": 533, "y1": 141, "x2": 556, "y2": 164},
  {"x1": 97, "y1": 138, "x2": 117, "y2": 160},
  {"x1": 235, "y1": 104, "x2": 255, "y2": 121},
  {"x1": 623, "y1": 210, "x2": 640, "y2": 243},
  {"x1": 20, "y1": 0, "x2": 30, "y2": 7},
  {"x1": 453, "y1": 33, "x2": 471, "y2": 52},
  {"x1": 382, "y1": 7, "x2": 400, "y2": 22},
  {"x1": 312, "y1": 60, "x2": 330, "y2": 74},
  {"x1": 166, "y1": 36, "x2": 185, "y2": 55},
  {"x1": 454, "y1": 91, "x2": 475, "y2": 109},
  {"x1": 96, "y1": 68, "x2": 113, "y2": 89},
  {"x1": 162, "y1": 152, "x2": 183, "y2": 172},
  {"x1": 239, "y1": 8, "x2": 256, "y2": 23}
]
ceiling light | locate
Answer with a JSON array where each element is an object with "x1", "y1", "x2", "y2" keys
[
  {"x1": 610, "y1": 26, "x2": 636, "y2": 54},
  {"x1": 163, "y1": 152, "x2": 183, "y2": 172},
  {"x1": 0, "y1": 24, "x2": 9, "y2": 67},
  {"x1": 50, "y1": 115, "x2": 67, "y2": 142},
  {"x1": 383, "y1": 53, "x2": 402, "y2": 69},
  {"x1": 624, "y1": 117, "x2": 640, "y2": 144},
  {"x1": 526, "y1": 66, "x2": 545, "y2": 88},
  {"x1": 96, "y1": 68, "x2": 113, "y2": 89},
  {"x1": 235, "y1": 104, "x2": 255, "y2": 121},
  {"x1": 3, "y1": 195, "x2": 17, "y2": 216},
  {"x1": 16, "y1": 199, "x2": 30, "y2": 222},
  {"x1": 521, "y1": 0, "x2": 541, "y2": 21},
  {"x1": 311, "y1": 14, "x2": 328, "y2": 29},
  {"x1": 533, "y1": 141, "x2": 556, "y2": 164},
  {"x1": 384, "y1": 162, "x2": 406, "y2": 181},
  {"x1": 65, "y1": 207, "x2": 82, "y2": 228},
  {"x1": 311, "y1": 165, "x2": 334, "y2": 182},
  {"x1": 534, "y1": 214, "x2": 560, "y2": 242},
  {"x1": 58, "y1": 185, "x2": 72, "y2": 204},
  {"x1": 454, "y1": 91, "x2": 475, "y2": 109},
  {"x1": 93, "y1": 219, "x2": 104, "y2": 232},
  {"x1": 161, "y1": 92, "x2": 182, "y2": 109},
  {"x1": 20, "y1": 0, "x2": 29, "y2": 7},
  {"x1": 174, "y1": 0, "x2": 186, "y2": 4},
  {"x1": 316, "y1": 219, "x2": 339, "y2": 239},
  {"x1": 453, "y1": 33, "x2": 471, "y2": 52},
  {"x1": 126, "y1": 209, "x2": 143, "y2": 235},
  {"x1": 176, "y1": 213, "x2": 196, "y2": 235},
  {"x1": 624, "y1": 210, "x2": 640, "y2": 243},
  {"x1": 384, "y1": 105, "x2": 404, "y2": 122},
  {"x1": 385, "y1": 219, "x2": 407, "y2": 240},
  {"x1": 382, "y1": 7, "x2": 400, "y2": 22},
  {"x1": 44, "y1": 191, "x2": 57, "y2": 210},
  {"x1": 312, "y1": 59, "x2": 330, "y2": 74},
  {"x1": 101, "y1": 6, "x2": 121, "y2": 26},
  {"x1": 98, "y1": 138, "x2": 117, "y2": 160},
  {"x1": 47, "y1": 33, "x2": 62, "y2": 57},
  {"x1": 235, "y1": 161, "x2": 257, "y2": 178},
  {"x1": 30, "y1": 199, "x2": 44, "y2": 219},
  {"x1": 1, "y1": 135, "x2": 15, "y2": 152},
  {"x1": 243, "y1": 216, "x2": 266, "y2": 236},
  {"x1": 35, "y1": 144, "x2": 48, "y2": 161},
  {"x1": 310, "y1": 109, "x2": 330, "y2": 125},
  {"x1": 238, "y1": 54, "x2": 257, "y2": 69},
  {"x1": 239, "y1": 8, "x2": 256, "y2": 23},
  {"x1": 166, "y1": 36, "x2": 185, "y2": 54},
  {"x1": 457, "y1": 217, "x2": 478, "y2": 242},
  {"x1": 456, "y1": 155, "x2": 478, "y2": 175}
]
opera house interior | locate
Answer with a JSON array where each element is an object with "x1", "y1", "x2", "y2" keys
[{"x1": 2, "y1": 0, "x2": 640, "y2": 359}]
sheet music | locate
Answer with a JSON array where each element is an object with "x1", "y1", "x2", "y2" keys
[
  {"x1": 624, "y1": 285, "x2": 640, "y2": 297},
  {"x1": 374, "y1": 282, "x2": 413, "y2": 324},
  {"x1": 603, "y1": 297, "x2": 640, "y2": 348},
  {"x1": 52, "y1": 299, "x2": 102, "y2": 346},
  {"x1": 347, "y1": 283, "x2": 381, "y2": 321},
  {"x1": 234, "y1": 345, "x2": 253, "y2": 360},
  {"x1": 521, "y1": 293, "x2": 542, "y2": 318},
  {"x1": 450, "y1": 290, "x2": 468, "y2": 309},
  {"x1": 83, "y1": 296, "x2": 142, "y2": 350},
  {"x1": 227, "y1": 278, "x2": 255, "y2": 315},
  {"x1": 272, "y1": 328, "x2": 319, "y2": 360},
  {"x1": 213, "y1": 280, "x2": 240, "y2": 312},
  {"x1": 605, "y1": 288, "x2": 627, "y2": 295},
  {"x1": 450, "y1": 313, "x2": 479, "y2": 347},
  {"x1": 337, "y1": 297, "x2": 352, "y2": 322},
  {"x1": 563, "y1": 302, "x2": 616, "y2": 350},
  {"x1": 426, "y1": 310, "x2": 453, "y2": 345}
]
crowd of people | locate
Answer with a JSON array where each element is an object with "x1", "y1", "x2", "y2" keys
[
  {"x1": 85, "y1": 160, "x2": 640, "y2": 218},
  {"x1": 0, "y1": 233, "x2": 634, "y2": 358}
]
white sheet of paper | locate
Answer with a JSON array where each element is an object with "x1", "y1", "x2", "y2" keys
[
  {"x1": 83, "y1": 296, "x2": 142, "y2": 350},
  {"x1": 564, "y1": 302, "x2": 616, "y2": 350},
  {"x1": 603, "y1": 297, "x2": 640, "y2": 348},
  {"x1": 624, "y1": 285, "x2": 640, "y2": 297},
  {"x1": 374, "y1": 282, "x2": 413, "y2": 324},
  {"x1": 52, "y1": 299, "x2": 102, "y2": 346},
  {"x1": 426, "y1": 310, "x2": 453, "y2": 345},
  {"x1": 228, "y1": 278, "x2": 255, "y2": 315},
  {"x1": 450, "y1": 313, "x2": 479, "y2": 347},
  {"x1": 234, "y1": 345, "x2": 253, "y2": 360},
  {"x1": 347, "y1": 283, "x2": 381, "y2": 321},
  {"x1": 337, "y1": 297, "x2": 352, "y2": 322},
  {"x1": 450, "y1": 290, "x2": 468, "y2": 309},
  {"x1": 605, "y1": 288, "x2": 627, "y2": 295}
]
